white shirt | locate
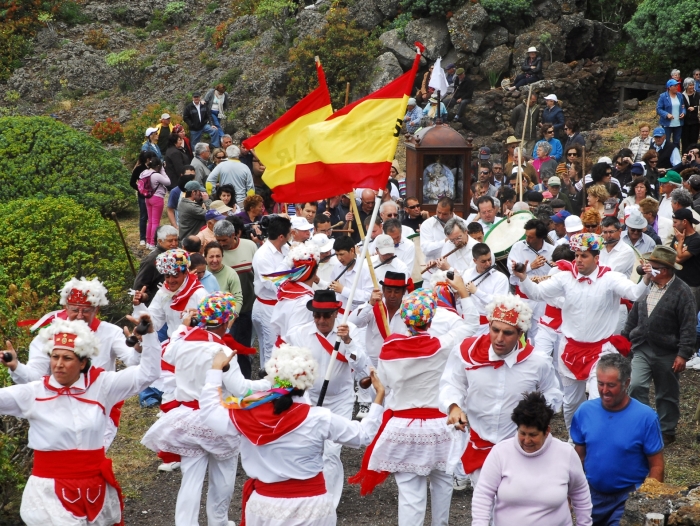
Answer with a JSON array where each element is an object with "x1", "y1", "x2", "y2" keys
[
  {"x1": 463, "y1": 267, "x2": 510, "y2": 317},
  {"x1": 393, "y1": 237, "x2": 415, "y2": 272},
  {"x1": 400, "y1": 224, "x2": 415, "y2": 238},
  {"x1": 349, "y1": 300, "x2": 407, "y2": 366},
  {"x1": 656, "y1": 215, "x2": 674, "y2": 246},
  {"x1": 134, "y1": 281, "x2": 209, "y2": 338},
  {"x1": 519, "y1": 269, "x2": 649, "y2": 342},
  {"x1": 440, "y1": 236, "x2": 478, "y2": 275},
  {"x1": 621, "y1": 231, "x2": 656, "y2": 256},
  {"x1": 370, "y1": 254, "x2": 410, "y2": 284},
  {"x1": 599, "y1": 239, "x2": 636, "y2": 277},
  {"x1": 438, "y1": 340, "x2": 562, "y2": 444},
  {"x1": 658, "y1": 194, "x2": 674, "y2": 221},
  {"x1": 314, "y1": 256, "x2": 338, "y2": 290},
  {"x1": 269, "y1": 282, "x2": 314, "y2": 342},
  {"x1": 11, "y1": 318, "x2": 141, "y2": 385},
  {"x1": 428, "y1": 299, "x2": 480, "y2": 338},
  {"x1": 253, "y1": 240, "x2": 290, "y2": 300},
  {"x1": 507, "y1": 240, "x2": 555, "y2": 286},
  {"x1": 420, "y1": 216, "x2": 450, "y2": 261},
  {"x1": 329, "y1": 258, "x2": 374, "y2": 311},
  {"x1": 200, "y1": 369, "x2": 383, "y2": 483},
  {"x1": 0, "y1": 332, "x2": 160, "y2": 451}
]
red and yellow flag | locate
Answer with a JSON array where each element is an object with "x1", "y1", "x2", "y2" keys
[{"x1": 243, "y1": 60, "x2": 332, "y2": 199}]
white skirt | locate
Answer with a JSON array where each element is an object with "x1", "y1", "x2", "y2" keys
[
  {"x1": 246, "y1": 491, "x2": 336, "y2": 526},
  {"x1": 141, "y1": 405, "x2": 239, "y2": 459},
  {"x1": 20, "y1": 475, "x2": 121, "y2": 526},
  {"x1": 368, "y1": 415, "x2": 452, "y2": 476}
]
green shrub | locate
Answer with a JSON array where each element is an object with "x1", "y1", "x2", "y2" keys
[
  {"x1": 480, "y1": 0, "x2": 533, "y2": 23},
  {"x1": 256, "y1": 0, "x2": 297, "y2": 47},
  {"x1": 123, "y1": 102, "x2": 184, "y2": 164},
  {"x1": 57, "y1": 0, "x2": 91, "y2": 25},
  {"x1": 287, "y1": 7, "x2": 381, "y2": 108},
  {"x1": 164, "y1": 1, "x2": 187, "y2": 27},
  {"x1": 399, "y1": 0, "x2": 460, "y2": 17},
  {"x1": 388, "y1": 12, "x2": 413, "y2": 39},
  {"x1": 218, "y1": 67, "x2": 243, "y2": 88},
  {"x1": 0, "y1": 116, "x2": 133, "y2": 214},
  {"x1": 105, "y1": 49, "x2": 140, "y2": 91},
  {"x1": 146, "y1": 9, "x2": 166, "y2": 32}
]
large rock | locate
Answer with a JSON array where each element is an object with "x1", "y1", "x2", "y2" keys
[
  {"x1": 447, "y1": 4, "x2": 489, "y2": 54},
  {"x1": 349, "y1": 0, "x2": 399, "y2": 30},
  {"x1": 369, "y1": 52, "x2": 403, "y2": 91},
  {"x1": 380, "y1": 29, "x2": 426, "y2": 70},
  {"x1": 544, "y1": 61, "x2": 572, "y2": 80},
  {"x1": 295, "y1": 10, "x2": 326, "y2": 40},
  {"x1": 623, "y1": 98, "x2": 639, "y2": 111},
  {"x1": 512, "y1": 20, "x2": 564, "y2": 69},
  {"x1": 559, "y1": 14, "x2": 618, "y2": 61},
  {"x1": 83, "y1": 0, "x2": 197, "y2": 27},
  {"x1": 534, "y1": 0, "x2": 563, "y2": 21},
  {"x1": 480, "y1": 45, "x2": 512, "y2": 77},
  {"x1": 404, "y1": 18, "x2": 450, "y2": 61},
  {"x1": 482, "y1": 26, "x2": 509, "y2": 48}
]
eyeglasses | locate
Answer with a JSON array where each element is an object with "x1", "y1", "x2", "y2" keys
[
  {"x1": 406, "y1": 204, "x2": 420, "y2": 209},
  {"x1": 605, "y1": 171, "x2": 612, "y2": 176},
  {"x1": 384, "y1": 213, "x2": 398, "y2": 218},
  {"x1": 649, "y1": 160, "x2": 658, "y2": 163},
  {"x1": 563, "y1": 127, "x2": 570, "y2": 131},
  {"x1": 584, "y1": 224, "x2": 598, "y2": 229},
  {"x1": 546, "y1": 130, "x2": 554, "y2": 134},
  {"x1": 66, "y1": 305, "x2": 96, "y2": 315},
  {"x1": 627, "y1": 228, "x2": 643, "y2": 233},
  {"x1": 313, "y1": 312, "x2": 333, "y2": 319}
]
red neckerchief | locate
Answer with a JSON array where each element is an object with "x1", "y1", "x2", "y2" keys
[
  {"x1": 170, "y1": 273, "x2": 204, "y2": 311},
  {"x1": 277, "y1": 281, "x2": 314, "y2": 301},
  {"x1": 556, "y1": 260, "x2": 611, "y2": 284},
  {"x1": 372, "y1": 301, "x2": 390, "y2": 340},
  {"x1": 23, "y1": 310, "x2": 101, "y2": 332},
  {"x1": 181, "y1": 326, "x2": 257, "y2": 355},
  {"x1": 36, "y1": 367, "x2": 106, "y2": 413},
  {"x1": 379, "y1": 333, "x2": 442, "y2": 361},
  {"x1": 229, "y1": 402, "x2": 310, "y2": 445},
  {"x1": 315, "y1": 332, "x2": 348, "y2": 363},
  {"x1": 460, "y1": 334, "x2": 534, "y2": 370}
]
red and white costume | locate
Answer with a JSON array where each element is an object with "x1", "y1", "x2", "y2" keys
[
  {"x1": 370, "y1": 253, "x2": 410, "y2": 285},
  {"x1": 199, "y1": 349, "x2": 383, "y2": 526},
  {"x1": 329, "y1": 258, "x2": 374, "y2": 312},
  {"x1": 462, "y1": 266, "x2": 510, "y2": 336},
  {"x1": 532, "y1": 266, "x2": 566, "y2": 387},
  {"x1": 518, "y1": 260, "x2": 648, "y2": 429},
  {"x1": 440, "y1": 236, "x2": 478, "y2": 275},
  {"x1": 0, "y1": 320, "x2": 160, "y2": 526},
  {"x1": 141, "y1": 325, "x2": 270, "y2": 526}
]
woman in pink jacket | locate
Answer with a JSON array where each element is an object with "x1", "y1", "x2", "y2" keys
[{"x1": 140, "y1": 157, "x2": 171, "y2": 249}]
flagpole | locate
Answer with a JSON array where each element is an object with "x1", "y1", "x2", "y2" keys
[
  {"x1": 348, "y1": 190, "x2": 391, "y2": 335},
  {"x1": 317, "y1": 189, "x2": 384, "y2": 407},
  {"x1": 518, "y1": 84, "x2": 533, "y2": 203}
]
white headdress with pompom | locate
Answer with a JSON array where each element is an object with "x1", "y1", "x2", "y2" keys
[
  {"x1": 285, "y1": 242, "x2": 321, "y2": 267},
  {"x1": 485, "y1": 294, "x2": 533, "y2": 332},
  {"x1": 38, "y1": 318, "x2": 101, "y2": 358},
  {"x1": 59, "y1": 277, "x2": 109, "y2": 307},
  {"x1": 428, "y1": 270, "x2": 450, "y2": 290},
  {"x1": 265, "y1": 344, "x2": 318, "y2": 390}
]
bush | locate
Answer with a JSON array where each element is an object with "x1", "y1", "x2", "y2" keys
[
  {"x1": 0, "y1": 116, "x2": 133, "y2": 214},
  {"x1": 287, "y1": 7, "x2": 381, "y2": 108},
  {"x1": 480, "y1": 0, "x2": 533, "y2": 23},
  {"x1": 164, "y1": 1, "x2": 187, "y2": 27},
  {"x1": 57, "y1": 0, "x2": 91, "y2": 25},
  {"x1": 256, "y1": 0, "x2": 297, "y2": 47},
  {"x1": 91, "y1": 118, "x2": 125, "y2": 143},
  {"x1": 399, "y1": 0, "x2": 460, "y2": 17},
  {"x1": 84, "y1": 28, "x2": 110, "y2": 50},
  {"x1": 123, "y1": 102, "x2": 184, "y2": 164},
  {"x1": 105, "y1": 48, "x2": 140, "y2": 90}
]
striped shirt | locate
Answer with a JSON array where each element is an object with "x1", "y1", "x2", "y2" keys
[
  {"x1": 223, "y1": 238, "x2": 257, "y2": 313},
  {"x1": 646, "y1": 275, "x2": 675, "y2": 315}
]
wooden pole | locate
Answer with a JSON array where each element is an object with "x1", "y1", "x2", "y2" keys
[
  {"x1": 111, "y1": 212, "x2": 136, "y2": 277},
  {"x1": 581, "y1": 145, "x2": 586, "y2": 213},
  {"x1": 518, "y1": 84, "x2": 533, "y2": 203},
  {"x1": 348, "y1": 191, "x2": 391, "y2": 336},
  {"x1": 345, "y1": 82, "x2": 351, "y2": 107}
]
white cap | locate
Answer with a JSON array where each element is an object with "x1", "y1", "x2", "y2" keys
[
  {"x1": 311, "y1": 233, "x2": 334, "y2": 253},
  {"x1": 408, "y1": 98, "x2": 417, "y2": 106},
  {"x1": 512, "y1": 202, "x2": 530, "y2": 212},
  {"x1": 597, "y1": 156, "x2": 613, "y2": 166},
  {"x1": 291, "y1": 216, "x2": 314, "y2": 231},
  {"x1": 544, "y1": 94, "x2": 558, "y2": 102},
  {"x1": 161, "y1": 113, "x2": 171, "y2": 119},
  {"x1": 564, "y1": 215, "x2": 584, "y2": 233},
  {"x1": 145, "y1": 127, "x2": 158, "y2": 137},
  {"x1": 374, "y1": 234, "x2": 395, "y2": 255},
  {"x1": 527, "y1": 46, "x2": 538, "y2": 53}
]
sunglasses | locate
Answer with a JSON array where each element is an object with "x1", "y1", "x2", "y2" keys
[
  {"x1": 627, "y1": 228, "x2": 643, "y2": 233},
  {"x1": 406, "y1": 204, "x2": 420, "y2": 209},
  {"x1": 546, "y1": 130, "x2": 554, "y2": 134},
  {"x1": 384, "y1": 213, "x2": 398, "y2": 218},
  {"x1": 216, "y1": 156, "x2": 225, "y2": 160},
  {"x1": 567, "y1": 152, "x2": 578, "y2": 157},
  {"x1": 649, "y1": 160, "x2": 658, "y2": 163},
  {"x1": 479, "y1": 171, "x2": 490, "y2": 175},
  {"x1": 584, "y1": 224, "x2": 598, "y2": 229},
  {"x1": 313, "y1": 312, "x2": 333, "y2": 319}
]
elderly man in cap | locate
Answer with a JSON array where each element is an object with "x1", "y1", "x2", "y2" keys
[
  {"x1": 197, "y1": 209, "x2": 226, "y2": 249},
  {"x1": 370, "y1": 234, "x2": 410, "y2": 283},
  {"x1": 652, "y1": 127, "x2": 681, "y2": 171},
  {"x1": 549, "y1": 210, "x2": 570, "y2": 244},
  {"x1": 658, "y1": 170, "x2": 683, "y2": 220},
  {"x1": 448, "y1": 67, "x2": 474, "y2": 121},
  {"x1": 290, "y1": 215, "x2": 314, "y2": 246},
  {"x1": 671, "y1": 208, "x2": 700, "y2": 310},
  {"x1": 445, "y1": 62, "x2": 457, "y2": 87},
  {"x1": 622, "y1": 209, "x2": 657, "y2": 254},
  {"x1": 547, "y1": 175, "x2": 573, "y2": 213},
  {"x1": 624, "y1": 245, "x2": 695, "y2": 445},
  {"x1": 182, "y1": 92, "x2": 220, "y2": 149},
  {"x1": 155, "y1": 112, "x2": 173, "y2": 153},
  {"x1": 206, "y1": 145, "x2": 254, "y2": 208},
  {"x1": 177, "y1": 180, "x2": 210, "y2": 241},
  {"x1": 310, "y1": 233, "x2": 337, "y2": 289},
  {"x1": 403, "y1": 98, "x2": 422, "y2": 134}
]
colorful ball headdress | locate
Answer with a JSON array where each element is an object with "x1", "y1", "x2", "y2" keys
[
  {"x1": 156, "y1": 249, "x2": 190, "y2": 276},
  {"x1": 400, "y1": 289, "x2": 437, "y2": 335},
  {"x1": 197, "y1": 292, "x2": 237, "y2": 327},
  {"x1": 486, "y1": 294, "x2": 532, "y2": 332},
  {"x1": 569, "y1": 233, "x2": 603, "y2": 252},
  {"x1": 264, "y1": 242, "x2": 320, "y2": 286},
  {"x1": 264, "y1": 344, "x2": 318, "y2": 390},
  {"x1": 59, "y1": 277, "x2": 108, "y2": 307},
  {"x1": 38, "y1": 319, "x2": 100, "y2": 358}
]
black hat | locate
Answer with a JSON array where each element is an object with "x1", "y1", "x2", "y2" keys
[
  {"x1": 379, "y1": 271, "x2": 408, "y2": 288},
  {"x1": 306, "y1": 289, "x2": 343, "y2": 313},
  {"x1": 673, "y1": 208, "x2": 700, "y2": 225}
]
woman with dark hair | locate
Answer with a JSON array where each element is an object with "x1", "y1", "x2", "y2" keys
[
  {"x1": 533, "y1": 122, "x2": 563, "y2": 162},
  {"x1": 173, "y1": 123, "x2": 193, "y2": 161},
  {"x1": 164, "y1": 133, "x2": 191, "y2": 189},
  {"x1": 236, "y1": 194, "x2": 265, "y2": 226},
  {"x1": 619, "y1": 176, "x2": 652, "y2": 219},
  {"x1": 642, "y1": 149, "x2": 661, "y2": 196},
  {"x1": 131, "y1": 150, "x2": 156, "y2": 246},
  {"x1": 217, "y1": 184, "x2": 237, "y2": 212},
  {"x1": 472, "y1": 392, "x2": 592, "y2": 526},
  {"x1": 613, "y1": 148, "x2": 635, "y2": 189},
  {"x1": 140, "y1": 157, "x2": 171, "y2": 249},
  {"x1": 200, "y1": 344, "x2": 385, "y2": 526}
]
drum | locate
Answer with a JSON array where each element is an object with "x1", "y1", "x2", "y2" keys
[
  {"x1": 630, "y1": 246, "x2": 644, "y2": 283},
  {"x1": 484, "y1": 211, "x2": 536, "y2": 260},
  {"x1": 408, "y1": 232, "x2": 425, "y2": 286}
]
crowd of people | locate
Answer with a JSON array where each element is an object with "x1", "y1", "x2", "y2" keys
[{"x1": 3, "y1": 67, "x2": 700, "y2": 526}]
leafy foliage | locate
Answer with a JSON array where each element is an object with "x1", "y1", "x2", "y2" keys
[
  {"x1": 84, "y1": 28, "x2": 110, "y2": 50},
  {"x1": 287, "y1": 7, "x2": 381, "y2": 108},
  {"x1": 164, "y1": 1, "x2": 187, "y2": 27},
  {"x1": 91, "y1": 118, "x2": 124, "y2": 143},
  {"x1": 56, "y1": 0, "x2": 90, "y2": 25},
  {"x1": 399, "y1": 0, "x2": 460, "y2": 18},
  {"x1": 480, "y1": 0, "x2": 533, "y2": 23},
  {"x1": 624, "y1": 0, "x2": 700, "y2": 69},
  {"x1": 105, "y1": 49, "x2": 140, "y2": 91},
  {"x1": 0, "y1": 116, "x2": 132, "y2": 214},
  {"x1": 256, "y1": 0, "x2": 297, "y2": 47},
  {"x1": 123, "y1": 102, "x2": 184, "y2": 164}
]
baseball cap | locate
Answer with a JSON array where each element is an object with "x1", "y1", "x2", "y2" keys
[
  {"x1": 145, "y1": 127, "x2": 158, "y2": 137},
  {"x1": 603, "y1": 198, "x2": 619, "y2": 217},
  {"x1": 630, "y1": 163, "x2": 645, "y2": 175},
  {"x1": 374, "y1": 234, "x2": 395, "y2": 255},
  {"x1": 446, "y1": 63, "x2": 456, "y2": 69},
  {"x1": 184, "y1": 181, "x2": 205, "y2": 192},
  {"x1": 544, "y1": 94, "x2": 558, "y2": 102},
  {"x1": 547, "y1": 176, "x2": 561, "y2": 187},
  {"x1": 455, "y1": 68, "x2": 465, "y2": 75},
  {"x1": 160, "y1": 113, "x2": 170, "y2": 120},
  {"x1": 688, "y1": 174, "x2": 700, "y2": 191},
  {"x1": 408, "y1": 97, "x2": 417, "y2": 106},
  {"x1": 666, "y1": 79, "x2": 680, "y2": 89},
  {"x1": 205, "y1": 210, "x2": 226, "y2": 221},
  {"x1": 550, "y1": 210, "x2": 571, "y2": 224},
  {"x1": 291, "y1": 216, "x2": 314, "y2": 231},
  {"x1": 652, "y1": 127, "x2": 666, "y2": 137},
  {"x1": 565, "y1": 215, "x2": 583, "y2": 233},
  {"x1": 479, "y1": 146, "x2": 491, "y2": 159},
  {"x1": 658, "y1": 171, "x2": 682, "y2": 184},
  {"x1": 311, "y1": 233, "x2": 334, "y2": 253},
  {"x1": 597, "y1": 156, "x2": 613, "y2": 166},
  {"x1": 673, "y1": 208, "x2": 700, "y2": 224}
]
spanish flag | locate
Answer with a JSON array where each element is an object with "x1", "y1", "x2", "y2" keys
[{"x1": 243, "y1": 59, "x2": 332, "y2": 198}]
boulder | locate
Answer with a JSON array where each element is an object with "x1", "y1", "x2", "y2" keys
[
  {"x1": 380, "y1": 29, "x2": 425, "y2": 70},
  {"x1": 513, "y1": 20, "x2": 565, "y2": 68},
  {"x1": 295, "y1": 10, "x2": 326, "y2": 40},
  {"x1": 348, "y1": 0, "x2": 399, "y2": 30},
  {"x1": 480, "y1": 45, "x2": 512, "y2": 78},
  {"x1": 623, "y1": 98, "x2": 639, "y2": 111},
  {"x1": 447, "y1": 4, "x2": 489, "y2": 54},
  {"x1": 544, "y1": 61, "x2": 572, "y2": 80},
  {"x1": 482, "y1": 26, "x2": 509, "y2": 49},
  {"x1": 404, "y1": 18, "x2": 450, "y2": 61},
  {"x1": 369, "y1": 52, "x2": 403, "y2": 91},
  {"x1": 534, "y1": 0, "x2": 563, "y2": 21},
  {"x1": 559, "y1": 14, "x2": 618, "y2": 61}
]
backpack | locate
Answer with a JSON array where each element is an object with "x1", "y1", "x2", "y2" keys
[{"x1": 137, "y1": 170, "x2": 158, "y2": 198}]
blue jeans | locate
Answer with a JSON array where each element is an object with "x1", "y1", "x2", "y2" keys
[
  {"x1": 139, "y1": 386, "x2": 163, "y2": 408},
  {"x1": 138, "y1": 194, "x2": 148, "y2": 242},
  {"x1": 664, "y1": 125, "x2": 682, "y2": 147},
  {"x1": 590, "y1": 485, "x2": 635, "y2": 526},
  {"x1": 210, "y1": 111, "x2": 224, "y2": 141},
  {"x1": 191, "y1": 124, "x2": 221, "y2": 148}
]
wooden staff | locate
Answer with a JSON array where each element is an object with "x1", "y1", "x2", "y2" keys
[
  {"x1": 517, "y1": 84, "x2": 533, "y2": 203},
  {"x1": 348, "y1": 191, "x2": 391, "y2": 336},
  {"x1": 111, "y1": 212, "x2": 136, "y2": 277},
  {"x1": 345, "y1": 82, "x2": 351, "y2": 107},
  {"x1": 581, "y1": 145, "x2": 586, "y2": 212},
  {"x1": 422, "y1": 242, "x2": 464, "y2": 272}
]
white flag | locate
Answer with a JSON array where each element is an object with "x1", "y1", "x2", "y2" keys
[{"x1": 428, "y1": 57, "x2": 449, "y2": 97}]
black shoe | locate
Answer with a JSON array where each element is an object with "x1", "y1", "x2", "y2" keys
[{"x1": 663, "y1": 433, "x2": 676, "y2": 446}]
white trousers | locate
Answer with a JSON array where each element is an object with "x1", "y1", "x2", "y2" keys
[
  {"x1": 561, "y1": 374, "x2": 600, "y2": 432},
  {"x1": 323, "y1": 440, "x2": 343, "y2": 509},
  {"x1": 394, "y1": 470, "x2": 453, "y2": 526},
  {"x1": 525, "y1": 300, "x2": 545, "y2": 342},
  {"x1": 252, "y1": 300, "x2": 276, "y2": 367},
  {"x1": 176, "y1": 454, "x2": 238, "y2": 526},
  {"x1": 533, "y1": 324, "x2": 562, "y2": 388}
]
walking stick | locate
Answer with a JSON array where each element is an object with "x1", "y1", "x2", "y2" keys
[
  {"x1": 581, "y1": 146, "x2": 586, "y2": 213},
  {"x1": 111, "y1": 212, "x2": 136, "y2": 277},
  {"x1": 345, "y1": 82, "x2": 351, "y2": 107},
  {"x1": 517, "y1": 84, "x2": 533, "y2": 203}
]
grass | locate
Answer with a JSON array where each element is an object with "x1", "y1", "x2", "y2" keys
[{"x1": 592, "y1": 98, "x2": 658, "y2": 158}]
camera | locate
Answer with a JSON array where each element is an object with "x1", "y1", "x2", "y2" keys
[
  {"x1": 242, "y1": 214, "x2": 273, "y2": 241},
  {"x1": 446, "y1": 271, "x2": 454, "y2": 280}
]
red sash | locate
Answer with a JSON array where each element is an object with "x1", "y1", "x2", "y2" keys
[
  {"x1": 160, "y1": 399, "x2": 200, "y2": 412},
  {"x1": 275, "y1": 335, "x2": 286, "y2": 347},
  {"x1": 379, "y1": 333, "x2": 442, "y2": 361},
  {"x1": 348, "y1": 407, "x2": 445, "y2": 495},
  {"x1": 462, "y1": 428, "x2": 495, "y2": 474},
  {"x1": 181, "y1": 326, "x2": 257, "y2": 355},
  {"x1": 514, "y1": 285, "x2": 528, "y2": 299},
  {"x1": 240, "y1": 472, "x2": 326, "y2": 526},
  {"x1": 561, "y1": 335, "x2": 631, "y2": 380},
  {"x1": 316, "y1": 332, "x2": 348, "y2": 363},
  {"x1": 160, "y1": 339, "x2": 175, "y2": 373},
  {"x1": 229, "y1": 402, "x2": 310, "y2": 446},
  {"x1": 169, "y1": 274, "x2": 204, "y2": 312},
  {"x1": 460, "y1": 335, "x2": 534, "y2": 370},
  {"x1": 32, "y1": 448, "x2": 124, "y2": 525},
  {"x1": 372, "y1": 301, "x2": 390, "y2": 340},
  {"x1": 277, "y1": 281, "x2": 314, "y2": 301},
  {"x1": 256, "y1": 296, "x2": 278, "y2": 306},
  {"x1": 539, "y1": 304, "x2": 563, "y2": 330}
]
